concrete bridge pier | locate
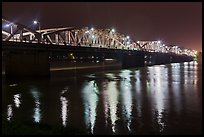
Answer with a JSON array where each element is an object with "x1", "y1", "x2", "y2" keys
[
  {"x1": 122, "y1": 51, "x2": 145, "y2": 68},
  {"x1": 154, "y1": 53, "x2": 171, "y2": 65},
  {"x1": 4, "y1": 51, "x2": 50, "y2": 77}
]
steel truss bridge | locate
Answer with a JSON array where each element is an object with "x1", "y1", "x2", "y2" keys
[{"x1": 2, "y1": 18, "x2": 197, "y2": 57}]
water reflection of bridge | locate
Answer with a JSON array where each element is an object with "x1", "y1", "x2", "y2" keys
[{"x1": 4, "y1": 61, "x2": 200, "y2": 134}]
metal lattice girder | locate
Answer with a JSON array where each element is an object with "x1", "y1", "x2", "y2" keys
[
  {"x1": 40, "y1": 27, "x2": 132, "y2": 49},
  {"x1": 2, "y1": 18, "x2": 41, "y2": 42},
  {"x1": 2, "y1": 18, "x2": 196, "y2": 57}
]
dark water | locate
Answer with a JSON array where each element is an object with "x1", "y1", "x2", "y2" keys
[{"x1": 2, "y1": 61, "x2": 202, "y2": 135}]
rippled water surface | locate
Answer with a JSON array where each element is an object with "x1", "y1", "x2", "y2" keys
[{"x1": 2, "y1": 61, "x2": 202, "y2": 135}]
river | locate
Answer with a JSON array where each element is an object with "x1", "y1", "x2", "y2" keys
[{"x1": 2, "y1": 61, "x2": 202, "y2": 135}]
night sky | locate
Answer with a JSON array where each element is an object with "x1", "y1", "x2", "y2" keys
[{"x1": 2, "y1": 2, "x2": 202, "y2": 51}]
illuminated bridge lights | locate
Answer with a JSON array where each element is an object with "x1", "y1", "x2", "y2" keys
[{"x1": 2, "y1": 18, "x2": 196, "y2": 57}]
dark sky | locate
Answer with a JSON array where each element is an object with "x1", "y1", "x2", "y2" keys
[{"x1": 2, "y1": 2, "x2": 202, "y2": 51}]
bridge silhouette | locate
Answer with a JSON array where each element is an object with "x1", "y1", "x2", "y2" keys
[{"x1": 2, "y1": 18, "x2": 196, "y2": 77}]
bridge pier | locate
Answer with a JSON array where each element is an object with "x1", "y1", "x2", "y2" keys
[
  {"x1": 154, "y1": 53, "x2": 171, "y2": 65},
  {"x1": 122, "y1": 51, "x2": 145, "y2": 68},
  {"x1": 4, "y1": 51, "x2": 50, "y2": 77}
]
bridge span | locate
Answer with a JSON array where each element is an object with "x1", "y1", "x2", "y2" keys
[{"x1": 2, "y1": 18, "x2": 195, "y2": 77}]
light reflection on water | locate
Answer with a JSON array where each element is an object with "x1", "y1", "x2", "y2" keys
[
  {"x1": 14, "y1": 94, "x2": 21, "y2": 108},
  {"x1": 60, "y1": 96, "x2": 68, "y2": 127},
  {"x1": 134, "y1": 70, "x2": 142, "y2": 119},
  {"x1": 60, "y1": 87, "x2": 69, "y2": 127},
  {"x1": 2, "y1": 61, "x2": 202, "y2": 134},
  {"x1": 31, "y1": 88, "x2": 41, "y2": 123},
  {"x1": 119, "y1": 70, "x2": 133, "y2": 132},
  {"x1": 148, "y1": 66, "x2": 168, "y2": 132},
  {"x1": 7, "y1": 104, "x2": 13, "y2": 121},
  {"x1": 81, "y1": 80, "x2": 99, "y2": 134},
  {"x1": 104, "y1": 73, "x2": 119, "y2": 133},
  {"x1": 171, "y1": 63, "x2": 182, "y2": 114}
]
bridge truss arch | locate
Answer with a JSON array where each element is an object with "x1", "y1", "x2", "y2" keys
[{"x1": 2, "y1": 18, "x2": 196, "y2": 57}]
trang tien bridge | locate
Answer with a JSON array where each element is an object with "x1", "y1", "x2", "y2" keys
[{"x1": 2, "y1": 18, "x2": 196, "y2": 77}]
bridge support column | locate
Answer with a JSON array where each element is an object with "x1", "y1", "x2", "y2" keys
[
  {"x1": 5, "y1": 51, "x2": 50, "y2": 77},
  {"x1": 154, "y1": 53, "x2": 171, "y2": 65},
  {"x1": 122, "y1": 51, "x2": 145, "y2": 68}
]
